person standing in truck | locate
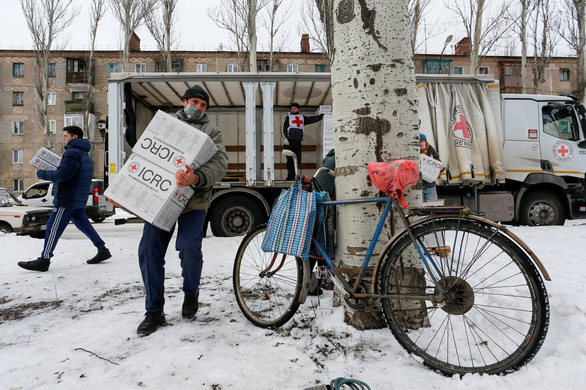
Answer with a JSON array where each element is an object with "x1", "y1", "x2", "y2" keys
[
  {"x1": 17, "y1": 126, "x2": 112, "y2": 272},
  {"x1": 135, "y1": 85, "x2": 228, "y2": 336},
  {"x1": 282, "y1": 103, "x2": 324, "y2": 180},
  {"x1": 420, "y1": 133, "x2": 445, "y2": 202}
]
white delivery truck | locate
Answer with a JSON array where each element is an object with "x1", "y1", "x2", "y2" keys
[
  {"x1": 417, "y1": 74, "x2": 586, "y2": 225},
  {"x1": 106, "y1": 72, "x2": 586, "y2": 232},
  {"x1": 106, "y1": 72, "x2": 333, "y2": 236}
]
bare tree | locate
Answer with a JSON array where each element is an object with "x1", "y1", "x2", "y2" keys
[
  {"x1": 84, "y1": 0, "x2": 107, "y2": 156},
  {"x1": 20, "y1": 0, "x2": 79, "y2": 149},
  {"x1": 261, "y1": 0, "x2": 292, "y2": 70},
  {"x1": 332, "y1": 0, "x2": 419, "y2": 329},
  {"x1": 446, "y1": 0, "x2": 512, "y2": 73},
  {"x1": 109, "y1": 0, "x2": 156, "y2": 72},
  {"x1": 409, "y1": 0, "x2": 433, "y2": 54},
  {"x1": 208, "y1": 0, "x2": 249, "y2": 70},
  {"x1": 561, "y1": 0, "x2": 586, "y2": 101},
  {"x1": 145, "y1": 0, "x2": 178, "y2": 72},
  {"x1": 531, "y1": 0, "x2": 560, "y2": 93},
  {"x1": 299, "y1": 0, "x2": 334, "y2": 61},
  {"x1": 508, "y1": 0, "x2": 537, "y2": 93}
]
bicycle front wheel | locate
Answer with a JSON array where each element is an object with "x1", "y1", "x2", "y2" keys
[
  {"x1": 379, "y1": 218, "x2": 549, "y2": 375},
  {"x1": 233, "y1": 224, "x2": 304, "y2": 328}
]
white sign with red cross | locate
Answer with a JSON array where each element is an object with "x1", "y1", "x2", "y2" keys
[
  {"x1": 552, "y1": 140, "x2": 573, "y2": 163},
  {"x1": 450, "y1": 105, "x2": 473, "y2": 149},
  {"x1": 289, "y1": 114, "x2": 304, "y2": 129}
]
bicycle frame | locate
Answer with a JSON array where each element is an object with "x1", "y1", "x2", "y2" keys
[{"x1": 309, "y1": 195, "x2": 450, "y2": 301}]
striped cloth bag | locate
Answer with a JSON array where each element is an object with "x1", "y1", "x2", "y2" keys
[{"x1": 261, "y1": 179, "x2": 317, "y2": 260}]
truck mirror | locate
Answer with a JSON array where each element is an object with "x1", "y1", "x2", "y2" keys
[{"x1": 578, "y1": 140, "x2": 586, "y2": 149}]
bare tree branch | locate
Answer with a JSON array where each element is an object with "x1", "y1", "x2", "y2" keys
[
  {"x1": 145, "y1": 0, "x2": 179, "y2": 72},
  {"x1": 108, "y1": 0, "x2": 157, "y2": 72},
  {"x1": 20, "y1": 0, "x2": 79, "y2": 149}
]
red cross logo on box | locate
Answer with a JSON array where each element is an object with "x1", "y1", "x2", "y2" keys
[
  {"x1": 128, "y1": 162, "x2": 141, "y2": 173},
  {"x1": 173, "y1": 155, "x2": 185, "y2": 168}
]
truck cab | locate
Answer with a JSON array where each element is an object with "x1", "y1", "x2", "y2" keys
[{"x1": 502, "y1": 94, "x2": 586, "y2": 225}]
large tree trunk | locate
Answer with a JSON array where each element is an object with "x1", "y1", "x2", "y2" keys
[
  {"x1": 520, "y1": 0, "x2": 528, "y2": 93},
  {"x1": 248, "y1": 0, "x2": 257, "y2": 72},
  {"x1": 332, "y1": 0, "x2": 420, "y2": 330},
  {"x1": 470, "y1": 0, "x2": 485, "y2": 73}
]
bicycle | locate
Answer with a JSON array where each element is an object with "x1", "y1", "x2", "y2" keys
[{"x1": 233, "y1": 155, "x2": 550, "y2": 376}]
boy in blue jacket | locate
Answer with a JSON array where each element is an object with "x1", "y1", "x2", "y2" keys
[{"x1": 18, "y1": 126, "x2": 111, "y2": 272}]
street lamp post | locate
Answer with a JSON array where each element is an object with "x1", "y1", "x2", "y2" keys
[{"x1": 438, "y1": 34, "x2": 453, "y2": 74}]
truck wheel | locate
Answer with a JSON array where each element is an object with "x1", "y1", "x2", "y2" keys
[
  {"x1": 91, "y1": 217, "x2": 106, "y2": 223},
  {"x1": 0, "y1": 222, "x2": 14, "y2": 234},
  {"x1": 520, "y1": 191, "x2": 565, "y2": 226},
  {"x1": 209, "y1": 197, "x2": 265, "y2": 237}
]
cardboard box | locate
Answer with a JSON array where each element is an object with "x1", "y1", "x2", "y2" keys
[
  {"x1": 30, "y1": 147, "x2": 61, "y2": 170},
  {"x1": 420, "y1": 153, "x2": 442, "y2": 182},
  {"x1": 104, "y1": 154, "x2": 194, "y2": 231},
  {"x1": 132, "y1": 110, "x2": 217, "y2": 174}
]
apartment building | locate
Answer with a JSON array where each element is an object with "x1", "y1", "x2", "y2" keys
[{"x1": 0, "y1": 34, "x2": 578, "y2": 193}]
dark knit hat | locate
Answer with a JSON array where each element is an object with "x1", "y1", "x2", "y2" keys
[
  {"x1": 291, "y1": 102, "x2": 300, "y2": 109},
  {"x1": 181, "y1": 85, "x2": 210, "y2": 107}
]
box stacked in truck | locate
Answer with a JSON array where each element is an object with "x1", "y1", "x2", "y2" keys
[{"x1": 105, "y1": 110, "x2": 217, "y2": 231}]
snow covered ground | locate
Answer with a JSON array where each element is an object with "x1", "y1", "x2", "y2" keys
[{"x1": 1, "y1": 213, "x2": 585, "y2": 390}]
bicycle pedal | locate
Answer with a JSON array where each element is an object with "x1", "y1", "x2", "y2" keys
[{"x1": 316, "y1": 265, "x2": 328, "y2": 279}]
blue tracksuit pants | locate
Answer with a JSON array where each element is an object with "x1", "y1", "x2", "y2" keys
[
  {"x1": 138, "y1": 210, "x2": 206, "y2": 313},
  {"x1": 41, "y1": 207, "x2": 106, "y2": 260}
]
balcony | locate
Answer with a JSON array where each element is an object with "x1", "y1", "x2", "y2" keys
[
  {"x1": 66, "y1": 71, "x2": 91, "y2": 84},
  {"x1": 65, "y1": 100, "x2": 94, "y2": 113}
]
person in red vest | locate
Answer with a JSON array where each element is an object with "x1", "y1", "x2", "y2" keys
[{"x1": 281, "y1": 103, "x2": 324, "y2": 180}]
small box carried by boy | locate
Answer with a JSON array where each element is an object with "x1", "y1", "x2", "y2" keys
[
  {"x1": 30, "y1": 147, "x2": 61, "y2": 170},
  {"x1": 420, "y1": 153, "x2": 443, "y2": 183}
]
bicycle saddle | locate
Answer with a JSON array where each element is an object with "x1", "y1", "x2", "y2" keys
[{"x1": 368, "y1": 160, "x2": 419, "y2": 208}]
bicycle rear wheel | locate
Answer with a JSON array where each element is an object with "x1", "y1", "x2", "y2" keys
[
  {"x1": 233, "y1": 224, "x2": 304, "y2": 328},
  {"x1": 378, "y1": 217, "x2": 549, "y2": 375}
]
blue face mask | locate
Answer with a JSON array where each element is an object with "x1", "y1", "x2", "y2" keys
[{"x1": 184, "y1": 103, "x2": 204, "y2": 120}]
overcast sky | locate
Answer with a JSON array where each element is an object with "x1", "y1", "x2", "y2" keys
[{"x1": 0, "y1": 0, "x2": 573, "y2": 57}]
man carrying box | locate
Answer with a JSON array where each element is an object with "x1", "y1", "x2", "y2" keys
[
  {"x1": 17, "y1": 126, "x2": 112, "y2": 272},
  {"x1": 420, "y1": 133, "x2": 445, "y2": 202},
  {"x1": 136, "y1": 86, "x2": 228, "y2": 336}
]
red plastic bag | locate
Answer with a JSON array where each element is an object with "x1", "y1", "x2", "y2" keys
[{"x1": 368, "y1": 160, "x2": 419, "y2": 208}]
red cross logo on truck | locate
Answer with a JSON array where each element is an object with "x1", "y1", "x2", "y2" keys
[
  {"x1": 291, "y1": 116, "x2": 303, "y2": 128},
  {"x1": 453, "y1": 114, "x2": 471, "y2": 139},
  {"x1": 552, "y1": 140, "x2": 573, "y2": 163},
  {"x1": 557, "y1": 145, "x2": 569, "y2": 157}
]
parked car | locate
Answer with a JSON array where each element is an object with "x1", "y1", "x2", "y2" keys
[
  {"x1": 18, "y1": 179, "x2": 115, "y2": 223},
  {"x1": 0, "y1": 187, "x2": 52, "y2": 237}
]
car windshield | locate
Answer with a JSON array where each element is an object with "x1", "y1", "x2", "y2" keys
[{"x1": 0, "y1": 189, "x2": 22, "y2": 206}]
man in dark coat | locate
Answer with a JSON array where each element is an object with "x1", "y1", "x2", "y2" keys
[
  {"x1": 281, "y1": 103, "x2": 324, "y2": 180},
  {"x1": 18, "y1": 126, "x2": 111, "y2": 272}
]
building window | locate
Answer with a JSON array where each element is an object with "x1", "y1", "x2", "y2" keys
[
  {"x1": 315, "y1": 64, "x2": 327, "y2": 72},
  {"x1": 13, "y1": 63, "x2": 24, "y2": 77},
  {"x1": 67, "y1": 59, "x2": 87, "y2": 72},
  {"x1": 287, "y1": 64, "x2": 298, "y2": 73},
  {"x1": 13, "y1": 92, "x2": 24, "y2": 106},
  {"x1": 72, "y1": 91, "x2": 85, "y2": 101},
  {"x1": 171, "y1": 59, "x2": 182, "y2": 72},
  {"x1": 454, "y1": 66, "x2": 464, "y2": 74},
  {"x1": 479, "y1": 67, "x2": 489, "y2": 74},
  {"x1": 257, "y1": 60, "x2": 269, "y2": 72},
  {"x1": 48, "y1": 120, "x2": 57, "y2": 134},
  {"x1": 13, "y1": 179, "x2": 24, "y2": 192},
  {"x1": 227, "y1": 63, "x2": 238, "y2": 72},
  {"x1": 135, "y1": 63, "x2": 147, "y2": 73},
  {"x1": 64, "y1": 114, "x2": 84, "y2": 130},
  {"x1": 13, "y1": 121, "x2": 24, "y2": 135},
  {"x1": 48, "y1": 62, "x2": 56, "y2": 77},
  {"x1": 155, "y1": 59, "x2": 182, "y2": 72},
  {"x1": 13, "y1": 150, "x2": 24, "y2": 164},
  {"x1": 424, "y1": 59, "x2": 450, "y2": 74},
  {"x1": 107, "y1": 63, "x2": 120, "y2": 75},
  {"x1": 196, "y1": 63, "x2": 207, "y2": 72},
  {"x1": 560, "y1": 69, "x2": 570, "y2": 81},
  {"x1": 48, "y1": 92, "x2": 57, "y2": 105}
]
